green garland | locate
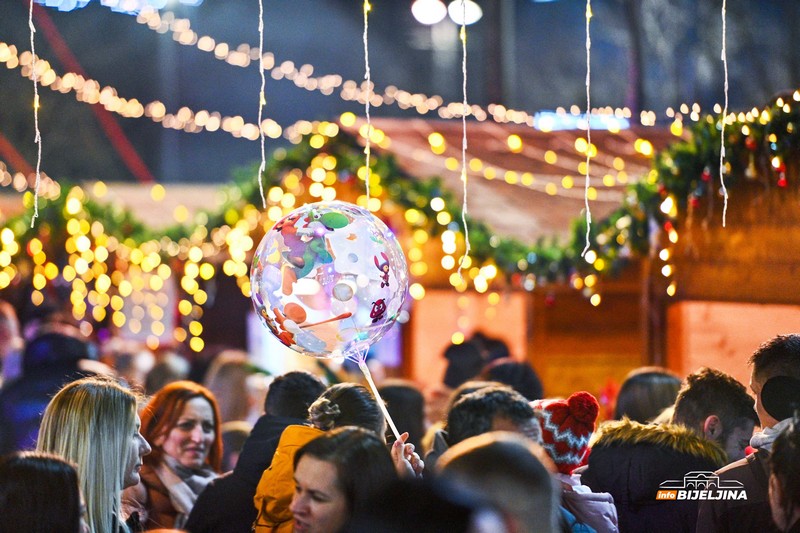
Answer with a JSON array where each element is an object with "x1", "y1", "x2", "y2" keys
[{"x1": 3, "y1": 90, "x2": 799, "y2": 297}]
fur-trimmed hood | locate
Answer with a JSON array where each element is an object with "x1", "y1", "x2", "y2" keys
[
  {"x1": 580, "y1": 418, "x2": 729, "y2": 531},
  {"x1": 590, "y1": 418, "x2": 728, "y2": 466}
]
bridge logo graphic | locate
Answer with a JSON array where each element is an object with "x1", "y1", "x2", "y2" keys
[{"x1": 656, "y1": 471, "x2": 747, "y2": 501}]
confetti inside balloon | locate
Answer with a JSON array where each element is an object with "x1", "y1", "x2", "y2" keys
[{"x1": 250, "y1": 201, "x2": 408, "y2": 359}]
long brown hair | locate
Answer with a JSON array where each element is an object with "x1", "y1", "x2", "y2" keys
[{"x1": 141, "y1": 380, "x2": 223, "y2": 472}]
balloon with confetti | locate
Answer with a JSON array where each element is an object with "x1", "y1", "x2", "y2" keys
[{"x1": 250, "y1": 201, "x2": 408, "y2": 360}]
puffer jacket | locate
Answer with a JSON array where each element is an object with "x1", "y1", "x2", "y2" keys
[
  {"x1": 252, "y1": 424, "x2": 324, "y2": 533},
  {"x1": 580, "y1": 419, "x2": 727, "y2": 533}
]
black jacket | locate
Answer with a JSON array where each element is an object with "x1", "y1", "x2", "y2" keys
[
  {"x1": 184, "y1": 414, "x2": 304, "y2": 533},
  {"x1": 580, "y1": 419, "x2": 727, "y2": 533},
  {"x1": 695, "y1": 449, "x2": 779, "y2": 533}
]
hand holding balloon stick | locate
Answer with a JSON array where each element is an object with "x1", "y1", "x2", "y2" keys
[{"x1": 250, "y1": 201, "x2": 408, "y2": 441}]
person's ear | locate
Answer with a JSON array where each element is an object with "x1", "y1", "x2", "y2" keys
[{"x1": 703, "y1": 415, "x2": 722, "y2": 440}]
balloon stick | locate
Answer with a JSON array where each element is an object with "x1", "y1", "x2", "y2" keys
[{"x1": 357, "y1": 358, "x2": 401, "y2": 441}]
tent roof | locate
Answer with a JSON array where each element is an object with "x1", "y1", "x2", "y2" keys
[{"x1": 344, "y1": 117, "x2": 681, "y2": 243}]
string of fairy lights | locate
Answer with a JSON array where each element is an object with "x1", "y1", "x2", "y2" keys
[{"x1": 3, "y1": 1, "x2": 747, "y2": 350}]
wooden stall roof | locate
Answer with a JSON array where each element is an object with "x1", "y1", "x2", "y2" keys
[
  {"x1": 1, "y1": 119, "x2": 680, "y2": 245},
  {"x1": 344, "y1": 118, "x2": 681, "y2": 243}
]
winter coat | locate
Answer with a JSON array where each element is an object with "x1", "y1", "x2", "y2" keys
[
  {"x1": 252, "y1": 424, "x2": 324, "y2": 533},
  {"x1": 695, "y1": 449, "x2": 779, "y2": 533},
  {"x1": 184, "y1": 415, "x2": 305, "y2": 533},
  {"x1": 580, "y1": 419, "x2": 727, "y2": 533}
]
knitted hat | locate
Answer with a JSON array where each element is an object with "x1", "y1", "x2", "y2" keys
[{"x1": 531, "y1": 391, "x2": 600, "y2": 475}]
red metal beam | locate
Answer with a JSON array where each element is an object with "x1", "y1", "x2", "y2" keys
[
  {"x1": 31, "y1": 2, "x2": 156, "y2": 183},
  {"x1": 0, "y1": 131, "x2": 34, "y2": 176}
]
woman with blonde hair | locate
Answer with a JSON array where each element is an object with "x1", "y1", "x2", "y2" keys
[
  {"x1": 124, "y1": 380, "x2": 223, "y2": 530},
  {"x1": 37, "y1": 375, "x2": 152, "y2": 533}
]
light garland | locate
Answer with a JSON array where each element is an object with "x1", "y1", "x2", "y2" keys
[
  {"x1": 581, "y1": 0, "x2": 592, "y2": 256},
  {"x1": 130, "y1": 8, "x2": 702, "y2": 130},
  {"x1": 363, "y1": 0, "x2": 372, "y2": 202},
  {"x1": 719, "y1": 0, "x2": 729, "y2": 226},
  {"x1": 28, "y1": 0, "x2": 42, "y2": 226},
  {"x1": 0, "y1": 41, "x2": 285, "y2": 142},
  {"x1": 256, "y1": 0, "x2": 267, "y2": 208},
  {"x1": 457, "y1": 0, "x2": 471, "y2": 279}
]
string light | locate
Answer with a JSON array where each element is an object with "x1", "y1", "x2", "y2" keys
[
  {"x1": 581, "y1": 0, "x2": 592, "y2": 257},
  {"x1": 719, "y1": 0, "x2": 729, "y2": 226},
  {"x1": 456, "y1": 0, "x2": 471, "y2": 280},
  {"x1": 363, "y1": 0, "x2": 372, "y2": 203},
  {"x1": 131, "y1": 8, "x2": 695, "y2": 131},
  {"x1": 256, "y1": 0, "x2": 267, "y2": 208},
  {"x1": 28, "y1": 0, "x2": 42, "y2": 227}
]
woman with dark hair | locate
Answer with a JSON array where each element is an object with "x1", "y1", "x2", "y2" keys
[
  {"x1": 769, "y1": 426, "x2": 800, "y2": 532},
  {"x1": 123, "y1": 380, "x2": 223, "y2": 530},
  {"x1": 614, "y1": 366, "x2": 682, "y2": 423},
  {"x1": 290, "y1": 427, "x2": 398, "y2": 533},
  {"x1": 253, "y1": 383, "x2": 422, "y2": 532},
  {"x1": 0, "y1": 451, "x2": 88, "y2": 533}
]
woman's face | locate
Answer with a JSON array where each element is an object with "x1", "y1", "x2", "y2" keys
[
  {"x1": 156, "y1": 396, "x2": 216, "y2": 469},
  {"x1": 123, "y1": 414, "x2": 152, "y2": 488},
  {"x1": 290, "y1": 456, "x2": 348, "y2": 533}
]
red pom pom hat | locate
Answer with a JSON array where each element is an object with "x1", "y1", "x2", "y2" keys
[{"x1": 531, "y1": 391, "x2": 600, "y2": 475}]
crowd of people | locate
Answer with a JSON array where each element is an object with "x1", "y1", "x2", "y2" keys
[{"x1": 0, "y1": 301, "x2": 799, "y2": 533}]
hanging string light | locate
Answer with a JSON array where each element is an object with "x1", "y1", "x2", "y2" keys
[
  {"x1": 719, "y1": 0, "x2": 729, "y2": 226},
  {"x1": 28, "y1": 0, "x2": 42, "y2": 227},
  {"x1": 456, "y1": 0, "x2": 471, "y2": 280},
  {"x1": 581, "y1": 0, "x2": 592, "y2": 257},
  {"x1": 256, "y1": 0, "x2": 267, "y2": 208},
  {"x1": 362, "y1": 1, "x2": 373, "y2": 203}
]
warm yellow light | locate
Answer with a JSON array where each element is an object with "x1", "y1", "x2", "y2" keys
[
  {"x1": 583, "y1": 250, "x2": 597, "y2": 264},
  {"x1": 660, "y1": 196, "x2": 675, "y2": 215},
  {"x1": 430, "y1": 197, "x2": 445, "y2": 211},
  {"x1": 634, "y1": 138, "x2": 654, "y2": 156},
  {"x1": 667, "y1": 282, "x2": 677, "y2": 297},
  {"x1": 189, "y1": 320, "x2": 203, "y2": 336},
  {"x1": 590, "y1": 294, "x2": 601, "y2": 306},
  {"x1": 474, "y1": 275, "x2": 488, "y2": 293},
  {"x1": 340, "y1": 111, "x2": 356, "y2": 127},
  {"x1": 409, "y1": 283, "x2": 426, "y2": 300},
  {"x1": 441, "y1": 256, "x2": 455, "y2": 270},
  {"x1": 189, "y1": 337, "x2": 205, "y2": 352},
  {"x1": 507, "y1": 134, "x2": 523, "y2": 153},
  {"x1": 427, "y1": 132, "x2": 445, "y2": 148},
  {"x1": 150, "y1": 184, "x2": 166, "y2": 201},
  {"x1": 65, "y1": 197, "x2": 82, "y2": 215},
  {"x1": 451, "y1": 331, "x2": 465, "y2": 345},
  {"x1": 659, "y1": 248, "x2": 670, "y2": 261}
]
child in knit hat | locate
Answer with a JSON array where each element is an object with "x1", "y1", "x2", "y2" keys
[
  {"x1": 532, "y1": 391, "x2": 599, "y2": 475},
  {"x1": 532, "y1": 391, "x2": 620, "y2": 533}
]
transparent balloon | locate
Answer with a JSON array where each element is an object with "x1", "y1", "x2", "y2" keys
[{"x1": 250, "y1": 201, "x2": 408, "y2": 359}]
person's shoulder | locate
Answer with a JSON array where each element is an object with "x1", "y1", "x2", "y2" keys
[{"x1": 277, "y1": 424, "x2": 323, "y2": 446}]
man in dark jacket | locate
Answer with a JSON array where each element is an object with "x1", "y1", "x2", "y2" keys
[
  {"x1": 580, "y1": 418, "x2": 728, "y2": 533},
  {"x1": 696, "y1": 334, "x2": 800, "y2": 533},
  {"x1": 184, "y1": 370, "x2": 325, "y2": 533},
  {"x1": 671, "y1": 367, "x2": 758, "y2": 463}
]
